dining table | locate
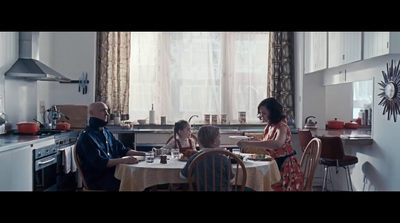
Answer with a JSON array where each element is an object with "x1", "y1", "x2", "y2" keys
[{"x1": 114, "y1": 153, "x2": 281, "y2": 191}]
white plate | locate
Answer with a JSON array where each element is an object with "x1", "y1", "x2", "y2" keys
[
  {"x1": 178, "y1": 158, "x2": 188, "y2": 162},
  {"x1": 133, "y1": 156, "x2": 145, "y2": 161},
  {"x1": 228, "y1": 136, "x2": 251, "y2": 139}
]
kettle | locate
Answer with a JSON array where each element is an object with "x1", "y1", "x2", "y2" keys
[
  {"x1": 0, "y1": 112, "x2": 8, "y2": 134},
  {"x1": 304, "y1": 116, "x2": 317, "y2": 129}
]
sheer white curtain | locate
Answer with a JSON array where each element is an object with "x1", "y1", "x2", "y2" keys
[
  {"x1": 225, "y1": 32, "x2": 269, "y2": 123},
  {"x1": 129, "y1": 32, "x2": 269, "y2": 124}
]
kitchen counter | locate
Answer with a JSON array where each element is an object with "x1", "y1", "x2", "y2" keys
[
  {"x1": 0, "y1": 130, "x2": 80, "y2": 153},
  {"x1": 106, "y1": 124, "x2": 298, "y2": 134},
  {"x1": 0, "y1": 133, "x2": 56, "y2": 153},
  {"x1": 310, "y1": 128, "x2": 373, "y2": 145}
]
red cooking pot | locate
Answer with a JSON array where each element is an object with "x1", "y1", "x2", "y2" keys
[
  {"x1": 327, "y1": 118, "x2": 344, "y2": 129},
  {"x1": 56, "y1": 122, "x2": 71, "y2": 130},
  {"x1": 17, "y1": 122, "x2": 39, "y2": 133},
  {"x1": 345, "y1": 121, "x2": 359, "y2": 129}
]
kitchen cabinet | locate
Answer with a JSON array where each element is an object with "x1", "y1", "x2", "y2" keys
[
  {"x1": 0, "y1": 144, "x2": 34, "y2": 191},
  {"x1": 134, "y1": 132, "x2": 172, "y2": 148},
  {"x1": 328, "y1": 32, "x2": 362, "y2": 68},
  {"x1": 363, "y1": 32, "x2": 400, "y2": 60},
  {"x1": 304, "y1": 32, "x2": 328, "y2": 73},
  {"x1": 0, "y1": 138, "x2": 55, "y2": 191}
]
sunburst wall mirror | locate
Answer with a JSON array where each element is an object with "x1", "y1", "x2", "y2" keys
[{"x1": 378, "y1": 59, "x2": 400, "y2": 122}]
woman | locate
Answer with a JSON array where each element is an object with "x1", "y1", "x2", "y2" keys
[{"x1": 237, "y1": 98, "x2": 304, "y2": 191}]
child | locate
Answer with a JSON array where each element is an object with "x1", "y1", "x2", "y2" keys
[
  {"x1": 180, "y1": 125, "x2": 235, "y2": 191},
  {"x1": 163, "y1": 120, "x2": 197, "y2": 157}
]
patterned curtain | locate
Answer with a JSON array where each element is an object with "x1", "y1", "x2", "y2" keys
[
  {"x1": 267, "y1": 32, "x2": 295, "y2": 122},
  {"x1": 96, "y1": 32, "x2": 131, "y2": 115}
]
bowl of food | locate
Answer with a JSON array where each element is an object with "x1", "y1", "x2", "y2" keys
[
  {"x1": 120, "y1": 121, "x2": 132, "y2": 129},
  {"x1": 137, "y1": 119, "x2": 147, "y2": 125}
]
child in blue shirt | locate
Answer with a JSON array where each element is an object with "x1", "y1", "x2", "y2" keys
[{"x1": 180, "y1": 125, "x2": 235, "y2": 191}]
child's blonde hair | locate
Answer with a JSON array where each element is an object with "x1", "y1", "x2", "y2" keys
[{"x1": 197, "y1": 125, "x2": 219, "y2": 148}]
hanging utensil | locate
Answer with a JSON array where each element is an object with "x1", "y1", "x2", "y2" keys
[
  {"x1": 83, "y1": 72, "x2": 88, "y2": 94},
  {"x1": 78, "y1": 76, "x2": 81, "y2": 92},
  {"x1": 81, "y1": 72, "x2": 85, "y2": 94}
]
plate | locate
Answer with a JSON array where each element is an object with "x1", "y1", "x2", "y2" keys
[
  {"x1": 228, "y1": 136, "x2": 251, "y2": 140},
  {"x1": 133, "y1": 156, "x2": 145, "y2": 161},
  {"x1": 247, "y1": 157, "x2": 273, "y2": 161},
  {"x1": 246, "y1": 154, "x2": 273, "y2": 161},
  {"x1": 178, "y1": 158, "x2": 188, "y2": 162}
]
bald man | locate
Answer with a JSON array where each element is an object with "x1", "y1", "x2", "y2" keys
[{"x1": 76, "y1": 102, "x2": 145, "y2": 191}]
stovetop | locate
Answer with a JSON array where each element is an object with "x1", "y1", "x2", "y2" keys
[{"x1": 11, "y1": 129, "x2": 69, "y2": 136}]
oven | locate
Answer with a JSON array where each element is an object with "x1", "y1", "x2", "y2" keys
[
  {"x1": 32, "y1": 130, "x2": 79, "y2": 191},
  {"x1": 55, "y1": 130, "x2": 79, "y2": 191},
  {"x1": 33, "y1": 144, "x2": 58, "y2": 191}
]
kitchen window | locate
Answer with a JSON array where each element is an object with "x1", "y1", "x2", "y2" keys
[
  {"x1": 353, "y1": 79, "x2": 373, "y2": 120},
  {"x1": 129, "y1": 32, "x2": 269, "y2": 124}
]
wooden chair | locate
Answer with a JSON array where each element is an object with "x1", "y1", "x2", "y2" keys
[
  {"x1": 73, "y1": 142, "x2": 105, "y2": 192},
  {"x1": 242, "y1": 132, "x2": 270, "y2": 155},
  {"x1": 298, "y1": 128, "x2": 314, "y2": 152},
  {"x1": 164, "y1": 133, "x2": 202, "y2": 191},
  {"x1": 166, "y1": 133, "x2": 202, "y2": 150},
  {"x1": 299, "y1": 137, "x2": 322, "y2": 191},
  {"x1": 187, "y1": 149, "x2": 247, "y2": 191}
]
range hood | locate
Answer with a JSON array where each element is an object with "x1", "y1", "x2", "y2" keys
[{"x1": 5, "y1": 32, "x2": 71, "y2": 82}]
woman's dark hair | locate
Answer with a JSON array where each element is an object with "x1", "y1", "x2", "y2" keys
[
  {"x1": 173, "y1": 120, "x2": 189, "y2": 148},
  {"x1": 197, "y1": 125, "x2": 219, "y2": 148},
  {"x1": 258, "y1": 98, "x2": 286, "y2": 124}
]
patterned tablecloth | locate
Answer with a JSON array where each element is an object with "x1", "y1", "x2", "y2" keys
[{"x1": 114, "y1": 155, "x2": 281, "y2": 191}]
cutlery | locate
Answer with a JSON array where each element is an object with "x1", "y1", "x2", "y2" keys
[{"x1": 84, "y1": 72, "x2": 88, "y2": 94}]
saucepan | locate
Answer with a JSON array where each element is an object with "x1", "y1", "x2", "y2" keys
[
  {"x1": 344, "y1": 121, "x2": 359, "y2": 129},
  {"x1": 56, "y1": 122, "x2": 71, "y2": 130},
  {"x1": 17, "y1": 122, "x2": 39, "y2": 133},
  {"x1": 327, "y1": 118, "x2": 344, "y2": 129}
]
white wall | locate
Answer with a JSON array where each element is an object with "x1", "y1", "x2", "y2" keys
[
  {"x1": 0, "y1": 32, "x2": 18, "y2": 116},
  {"x1": 296, "y1": 32, "x2": 400, "y2": 191},
  {"x1": 49, "y1": 32, "x2": 96, "y2": 107},
  {"x1": 325, "y1": 83, "x2": 353, "y2": 123},
  {"x1": 0, "y1": 32, "x2": 96, "y2": 126},
  {"x1": 294, "y1": 32, "x2": 326, "y2": 130}
]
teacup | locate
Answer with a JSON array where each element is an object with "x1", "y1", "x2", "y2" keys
[{"x1": 152, "y1": 147, "x2": 167, "y2": 157}]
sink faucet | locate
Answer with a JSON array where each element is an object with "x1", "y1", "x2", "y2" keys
[
  {"x1": 188, "y1": 115, "x2": 199, "y2": 123},
  {"x1": 188, "y1": 115, "x2": 199, "y2": 129}
]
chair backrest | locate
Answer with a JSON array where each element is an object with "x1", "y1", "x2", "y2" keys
[
  {"x1": 241, "y1": 132, "x2": 270, "y2": 155},
  {"x1": 73, "y1": 142, "x2": 90, "y2": 190},
  {"x1": 319, "y1": 136, "x2": 345, "y2": 160},
  {"x1": 299, "y1": 137, "x2": 322, "y2": 191},
  {"x1": 187, "y1": 149, "x2": 247, "y2": 191},
  {"x1": 166, "y1": 133, "x2": 202, "y2": 150},
  {"x1": 298, "y1": 129, "x2": 313, "y2": 152},
  {"x1": 73, "y1": 142, "x2": 104, "y2": 191}
]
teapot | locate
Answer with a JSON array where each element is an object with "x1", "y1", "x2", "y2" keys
[
  {"x1": 304, "y1": 116, "x2": 317, "y2": 129},
  {"x1": 152, "y1": 147, "x2": 167, "y2": 157}
]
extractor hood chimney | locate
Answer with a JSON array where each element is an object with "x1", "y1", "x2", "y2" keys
[{"x1": 5, "y1": 32, "x2": 71, "y2": 82}]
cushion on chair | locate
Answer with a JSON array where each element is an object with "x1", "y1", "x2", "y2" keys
[{"x1": 320, "y1": 155, "x2": 358, "y2": 167}]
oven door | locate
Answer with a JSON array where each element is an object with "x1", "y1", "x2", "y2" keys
[
  {"x1": 56, "y1": 142, "x2": 79, "y2": 191},
  {"x1": 33, "y1": 153, "x2": 58, "y2": 191}
]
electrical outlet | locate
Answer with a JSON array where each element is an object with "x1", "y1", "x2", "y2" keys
[{"x1": 40, "y1": 101, "x2": 45, "y2": 114}]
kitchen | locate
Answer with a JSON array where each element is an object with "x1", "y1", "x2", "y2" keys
[{"x1": 0, "y1": 32, "x2": 399, "y2": 191}]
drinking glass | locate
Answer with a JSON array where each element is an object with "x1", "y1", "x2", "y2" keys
[
  {"x1": 232, "y1": 148, "x2": 241, "y2": 156},
  {"x1": 146, "y1": 152, "x2": 155, "y2": 163},
  {"x1": 171, "y1": 148, "x2": 180, "y2": 159}
]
